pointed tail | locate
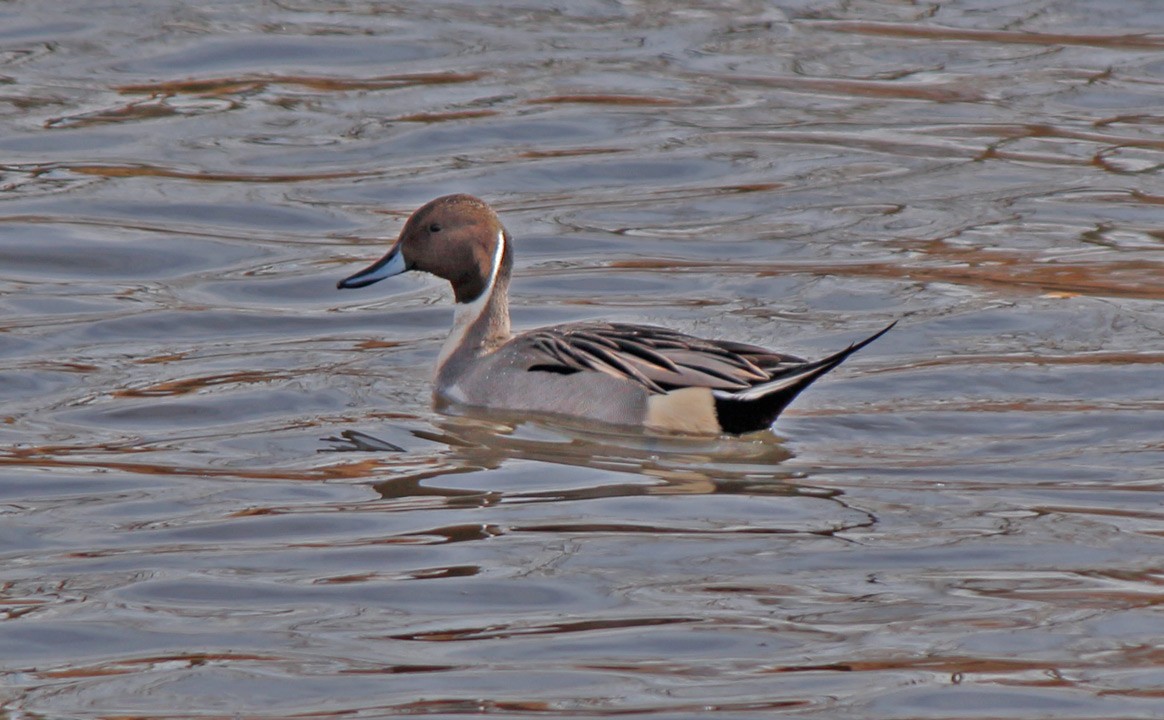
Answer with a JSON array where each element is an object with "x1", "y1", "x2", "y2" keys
[{"x1": 713, "y1": 321, "x2": 896, "y2": 434}]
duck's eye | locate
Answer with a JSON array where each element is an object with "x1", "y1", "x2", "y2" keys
[{"x1": 428, "y1": 223, "x2": 442, "y2": 233}]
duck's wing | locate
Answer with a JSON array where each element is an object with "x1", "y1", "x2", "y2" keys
[{"x1": 517, "y1": 322, "x2": 806, "y2": 395}]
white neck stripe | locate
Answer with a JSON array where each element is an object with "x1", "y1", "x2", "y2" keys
[{"x1": 485, "y1": 229, "x2": 505, "y2": 297}]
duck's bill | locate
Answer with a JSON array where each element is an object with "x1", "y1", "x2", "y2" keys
[{"x1": 337, "y1": 246, "x2": 408, "y2": 289}]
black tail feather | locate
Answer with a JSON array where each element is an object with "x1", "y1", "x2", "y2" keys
[{"x1": 713, "y1": 321, "x2": 896, "y2": 434}]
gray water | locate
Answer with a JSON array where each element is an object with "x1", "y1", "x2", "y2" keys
[{"x1": 3, "y1": 1, "x2": 1164, "y2": 718}]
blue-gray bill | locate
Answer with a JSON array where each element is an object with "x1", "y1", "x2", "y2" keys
[{"x1": 336, "y1": 246, "x2": 408, "y2": 289}]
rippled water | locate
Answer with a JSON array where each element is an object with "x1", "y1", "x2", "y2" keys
[{"x1": 3, "y1": 1, "x2": 1164, "y2": 717}]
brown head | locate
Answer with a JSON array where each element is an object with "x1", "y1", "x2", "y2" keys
[{"x1": 337, "y1": 194, "x2": 512, "y2": 303}]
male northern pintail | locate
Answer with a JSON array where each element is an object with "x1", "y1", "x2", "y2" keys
[{"x1": 337, "y1": 194, "x2": 893, "y2": 435}]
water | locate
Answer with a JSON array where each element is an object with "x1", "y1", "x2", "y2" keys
[{"x1": 2, "y1": 0, "x2": 1164, "y2": 717}]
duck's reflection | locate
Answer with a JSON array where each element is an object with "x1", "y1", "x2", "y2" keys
[{"x1": 321, "y1": 413, "x2": 836, "y2": 508}]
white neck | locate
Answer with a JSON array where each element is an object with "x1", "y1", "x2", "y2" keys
[{"x1": 436, "y1": 229, "x2": 508, "y2": 372}]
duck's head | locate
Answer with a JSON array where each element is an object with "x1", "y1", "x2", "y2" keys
[{"x1": 337, "y1": 194, "x2": 510, "y2": 303}]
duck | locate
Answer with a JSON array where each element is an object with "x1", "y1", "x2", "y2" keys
[{"x1": 337, "y1": 194, "x2": 893, "y2": 435}]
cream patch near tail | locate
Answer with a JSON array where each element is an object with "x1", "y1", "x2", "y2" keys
[{"x1": 645, "y1": 386, "x2": 720, "y2": 434}]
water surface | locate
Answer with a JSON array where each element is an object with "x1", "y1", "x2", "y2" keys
[{"x1": 2, "y1": 0, "x2": 1164, "y2": 717}]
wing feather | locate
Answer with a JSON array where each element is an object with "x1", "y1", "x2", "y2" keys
[{"x1": 519, "y1": 321, "x2": 806, "y2": 395}]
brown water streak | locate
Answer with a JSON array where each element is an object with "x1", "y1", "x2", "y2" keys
[
  {"x1": 0, "y1": 451, "x2": 382, "y2": 482},
  {"x1": 815, "y1": 20, "x2": 1164, "y2": 51},
  {"x1": 527, "y1": 94, "x2": 684, "y2": 106},
  {"x1": 610, "y1": 255, "x2": 1164, "y2": 301},
  {"x1": 116, "y1": 72, "x2": 486, "y2": 95},
  {"x1": 113, "y1": 370, "x2": 294, "y2": 398},
  {"x1": 718, "y1": 73, "x2": 981, "y2": 103},
  {"x1": 69, "y1": 163, "x2": 372, "y2": 184}
]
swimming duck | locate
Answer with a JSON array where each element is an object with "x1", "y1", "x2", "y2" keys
[{"x1": 337, "y1": 194, "x2": 893, "y2": 435}]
